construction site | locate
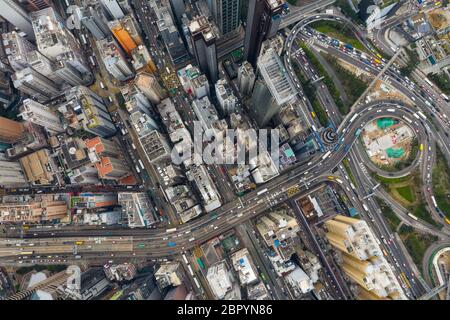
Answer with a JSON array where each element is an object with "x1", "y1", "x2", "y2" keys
[{"x1": 361, "y1": 118, "x2": 416, "y2": 167}]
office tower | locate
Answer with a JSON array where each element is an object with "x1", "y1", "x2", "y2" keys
[
  {"x1": 189, "y1": 16, "x2": 218, "y2": 84},
  {"x1": 12, "y1": 67, "x2": 60, "y2": 102},
  {"x1": 108, "y1": 15, "x2": 142, "y2": 55},
  {"x1": 97, "y1": 37, "x2": 134, "y2": 81},
  {"x1": 0, "y1": 153, "x2": 27, "y2": 187},
  {"x1": 153, "y1": 1, "x2": 188, "y2": 64},
  {"x1": 215, "y1": 78, "x2": 237, "y2": 115},
  {"x1": 2, "y1": 31, "x2": 36, "y2": 71},
  {"x1": 251, "y1": 48, "x2": 296, "y2": 127},
  {"x1": 79, "y1": 5, "x2": 110, "y2": 40},
  {"x1": 209, "y1": 0, "x2": 241, "y2": 36},
  {"x1": 0, "y1": 0, "x2": 35, "y2": 39},
  {"x1": 155, "y1": 263, "x2": 183, "y2": 289},
  {"x1": 243, "y1": 0, "x2": 284, "y2": 68},
  {"x1": 100, "y1": 0, "x2": 125, "y2": 20},
  {"x1": 0, "y1": 117, "x2": 25, "y2": 144},
  {"x1": 325, "y1": 215, "x2": 407, "y2": 300},
  {"x1": 58, "y1": 86, "x2": 116, "y2": 137},
  {"x1": 135, "y1": 72, "x2": 166, "y2": 105},
  {"x1": 85, "y1": 136, "x2": 131, "y2": 181},
  {"x1": 19, "y1": 99, "x2": 65, "y2": 134},
  {"x1": 25, "y1": 50, "x2": 61, "y2": 83},
  {"x1": 238, "y1": 61, "x2": 256, "y2": 96},
  {"x1": 31, "y1": 7, "x2": 92, "y2": 84}
]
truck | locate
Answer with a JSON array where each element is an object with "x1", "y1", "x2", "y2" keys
[
  {"x1": 355, "y1": 128, "x2": 362, "y2": 137},
  {"x1": 168, "y1": 241, "x2": 176, "y2": 247},
  {"x1": 322, "y1": 151, "x2": 331, "y2": 160}
]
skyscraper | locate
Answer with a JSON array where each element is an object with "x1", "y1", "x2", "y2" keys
[
  {"x1": 0, "y1": 0, "x2": 35, "y2": 39},
  {"x1": 78, "y1": 5, "x2": 111, "y2": 40},
  {"x1": 2, "y1": 31, "x2": 36, "y2": 72},
  {"x1": 19, "y1": 99, "x2": 65, "y2": 134},
  {"x1": 135, "y1": 72, "x2": 166, "y2": 105},
  {"x1": 189, "y1": 16, "x2": 218, "y2": 84},
  {"x1": 237, "y1": 61, "x2": 256, "y2": 96},
  {"x1": 31, "y1": 7, "x2": 92, "y2": 85},
  {"x1": 58, "y1": 86, "x2": 116, "y2": 137},
  {"x1": 209, "y1": 0, "x2": 241, "y2": 36},
  {"x1": 12, "y1": 67, "x2": 60, "y2": 102},
  {"x1": 325, "y1": 215, "x2": 407, "y2": 300},
  {"x1": 100, "y1": 0, "x2": 125, "y2": 20},
  {"x1": 0, "y1": 153, "x2": 28, "y2": 187},
  {"x1": 250, "y1": 48, "x2": 296, "y2": 127},
  {"x1": 243, "y1": 0, "x2": 284, "y2": 68},
  {"x1": 97, "y1": 37, "x2": 134, "y2": 81},
  {"x1": 0, "y1": 117, "x2": 25, "y2": 144}
]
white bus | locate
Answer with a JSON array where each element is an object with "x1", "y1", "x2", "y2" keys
[
  {"x1": 349, "y1": 113, "x2": 359, "y2": 123},
  {"x1": 335, "y1": 178, "x2": 343, "y2": 184},
  {"x1": 424, "y1": 78, "x2": 434, "y2": 87},
  {"x1": 387, "y1": 108, "x2": 395, "y2": 112},
  {"x1": 417, "y1": 111, "x2": 427, "y2": 120},
  {"x1": 257, "y1": 188, "x2": 268, "y2": 196},
  {"x1": 182, "y1": 254, "x2": 188, "y2": 264},
  {"x1": 402, "y1": 116, "x2": 412, "y2": 124},
  {"x1": 362, "y1": 204, "x2": 369, "y2": 212},
  {"x1": 431, "y1": 196, "x2": 437, "y2": 208},
  {"x1": 407, "y1": 213, "x2": 418, "y2": 221},
  {"x1": 166, "y1": 228, "x2": 177, "y2": 233},
  {"x1": 131, "y1": 143, "x2": 136, "y2": 150},
  {"x1": 80, "y1": 34, "x2": 87, "y2": 45},
  {"x1": 441, "y1": 93, "x2": 449, "y2": 102},
  {"x1": 413, "y1": 113, "x2": 420, "y2": 120},
  {"x1": 322, "y1": 151, "x2": 331, "y2": 160},
  {"x1": 135, "y1": 165, "x2": 140, "y2": 173},
  {"x1": 138, "y1": 159, "x2": 144, "y2": 170}
]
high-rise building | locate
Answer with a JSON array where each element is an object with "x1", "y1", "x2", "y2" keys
[
  {"x1": 138, "y1": 130, "x2": 172, "y2": 164},
  {"x1": 100, "y1": 0, "x2": 125, "y2": 20},
  {"x1": 0, "y1": 0, "x2": 35, "y2": 39},
  {"x1": 19, "y1": 99, "x2": 65, "y2": 134},
  {"x1": 237, "y1": 61, "x2": 255, "y2": 96},
  {"x1": 108, "y1": 15, "x2": 142, "y2": 55},
  {"x1": 79, "y1": 5, "x2": 111, "y2": 40},
  {"x1": 168, "y1": 0, "x2": 184, "y2": 22},
  {"x1": 12, "y1": 67, "x2": 60, "y2": 102},
  {"x1": 25, "y1": 49, "x2": 61, "y2": 83},
  {"x1": 135, "y1": 72, "x2": 166, "y2": 105},
  {"x1": 206, "y1": 260, "x2": 241, "y2": 300},
  {"x1": 118, "y1": 192, "x2": 156, "y2": 228},
  {"x1": 0, "y1": 153, "x2": 27, "y2": 187},
  {"x1": 243, "y1": 0, "x2": 284, "y2": 68},
  {"x1": 152, "y1": 0, "x2": 188, "y2": 64},
  {"x1": 0, "y1": 117, "x2": 24, "y2": 144},
  {"x1": 154, "y1": 262, "x2": 183, "y2": 289},
  {"x1": 251, "y1": 48, "x2": 296, "y2": 127},
  {"x1": 189, "y1": 16, "x2": 218, "y2": 84},
  {"x1": 2, "y1": 31, "x2": 36, "y2": 72},
  {"x1": 96, "y1": 37, "x2": 134, "y2": 81},
  {"x1": 85, "y1": 136, "x2": 131, "y2": 181},
  {"x1": 325, "y1": 215, "x2": 407, "y2": 300},
  {"x1": 58, "y1": 86, "x2": 116, "y2": 137},
  {"x1": 209, "y1": 0, "x2": 241, "y2": 36},
  {"x1": 215, "y1": 78, "x2": 237, "y2": 115},
  {"x1": 30, "y1": 7, "x2": 92, "y2": 86}
]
